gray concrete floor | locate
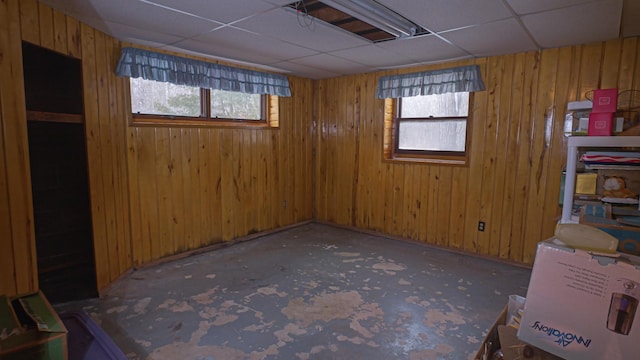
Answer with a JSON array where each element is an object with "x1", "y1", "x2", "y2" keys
[{"x1": 56, "y1": 223, "x2": 532, "y2": 360}]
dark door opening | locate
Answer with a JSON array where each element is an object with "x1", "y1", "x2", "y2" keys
[{"x1": 23, "y1": 41, "x2": 97, "y2": 304}]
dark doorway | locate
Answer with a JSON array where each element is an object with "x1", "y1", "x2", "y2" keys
[{"x1": 23, "y1": 41, "x2": 97, "y2": 303}]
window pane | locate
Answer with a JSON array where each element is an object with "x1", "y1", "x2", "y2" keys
[
  {"x1": 398, "y1": 118, "x2": 467, "y2": 152},
  {"x1": 211, "y1": 90, "x2": 262, "y2": 120},
  {"x1": 401, "y1": 92, "x2": 469, "y2": 118},
  {"x1": 130, "y1": 78, "x2": 200, "y2": 116}
]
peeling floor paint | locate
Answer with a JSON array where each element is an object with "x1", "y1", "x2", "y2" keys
[{"x1": 55, "y1": 223, "x2": 531, "y2": 360}]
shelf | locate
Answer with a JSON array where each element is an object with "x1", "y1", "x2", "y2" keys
[
  {"x1": 585, "y1": 164, "x2": 640, "y2": 170},
  {"x1": 561, "y1": 136, "x2": 640, "y2": 224},
  {"x1": 567, "y1": 136, "x2": 640, "y2": 148},
  {"x1": 27, "y1": 110, "x2": 83, "y2": 124}
]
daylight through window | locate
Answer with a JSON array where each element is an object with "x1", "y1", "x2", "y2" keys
[
  {"x1": 382, "y1": 91, "x2": 472, "y2": 165},
  {"x1": 130, "y1": 78, "x2": 266, "y2": 124},
  {"x1": 397, "y1": 92, "x2": 469, "y2": 153}
]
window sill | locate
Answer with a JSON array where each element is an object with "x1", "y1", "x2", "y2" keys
[
  {"x1": 386, "y1": 154, "x2": 468, "y2": 166},
  {"x1": 130, "y1": 114, "x2": 275, "y2": 129}
]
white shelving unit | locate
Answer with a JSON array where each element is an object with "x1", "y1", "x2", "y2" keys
[{"x1": 560, "y1": 136, "x2": 640, "y2": 223}]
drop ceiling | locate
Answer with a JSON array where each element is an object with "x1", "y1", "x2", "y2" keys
[{"x1": 39, "y1": 0, "x2": 639, "y2": 79}]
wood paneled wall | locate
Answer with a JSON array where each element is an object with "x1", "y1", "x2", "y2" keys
[
  {"x1": 315, "y1": 38, "x2": 640, "y2": 265},
  {"x1": 126, "y1": 82, "x2": 314, "y2": 266},
  {"x1": 1, "y1": 0, "x2": 314, "y2": 297},
  {"x1": 1, "y1": 0, "x2": 133, "y2": 295}
]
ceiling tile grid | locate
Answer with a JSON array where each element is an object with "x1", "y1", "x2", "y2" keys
[
  {"x1": 39, "y1": 0, "x2": 635, "y2": 79},
  {"x1": 440, "y1": 18, "x2": 539, "y2": 57}
]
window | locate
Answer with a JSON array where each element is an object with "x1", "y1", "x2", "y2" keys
[
  {"x1": 130, "y1": 78, "x2": 267, "y2": 125},
  {"x1": 116, "y1": 47, "x2": 289, "y2": 128},
  {"x1": 384, "y1": 92, "x2": 472, "y2": 165},
  {"x1": 376, "y1": 64, "x2": 484, "y2": 165}
]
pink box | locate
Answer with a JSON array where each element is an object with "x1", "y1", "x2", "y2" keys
[
  {"x1": 588, "y1": 112, "x2": 613, "y2": 136},
  {"x1": 592, "y1": 88, "x2": 618, "y2": 113}
]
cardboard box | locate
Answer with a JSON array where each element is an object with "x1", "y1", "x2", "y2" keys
[
  {"x1": 518, "y1": 240, "x2": 640, "y2": 360},
  {"x1": 0, "y1": 291, "x2": 67, "y2": 360},
  {"x1": 476, "y1": 301, "x2": 561, "y2": 360},
  {"x1": 592, "y1": 88, "x2": 618, "y2": 113},
  {"x1": 588, "y1": 112, "x2": 613, "y2": 136},
  {"x1": 475, "y1": 306, "x2": 506, "y2": 360}
]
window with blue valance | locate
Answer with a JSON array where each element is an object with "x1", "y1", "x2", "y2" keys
[
  {"x1": 116, "y1": 47, "x2": 291, "y2": 97},
  {"x1": 376, "y1": 65, "x2": 485, "y2": 99}
]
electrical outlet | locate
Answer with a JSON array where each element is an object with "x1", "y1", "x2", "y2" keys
[{"x1": 478, "y1": 221, "x2": 485, "y2": 232}]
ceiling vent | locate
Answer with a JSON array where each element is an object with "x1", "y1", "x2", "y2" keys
[{"x1": 286, "y1": 0, "x2": 428, "y2": 43}]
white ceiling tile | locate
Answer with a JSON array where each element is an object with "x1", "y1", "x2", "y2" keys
[
  {"x1": 270, "y1": 61, "x2": 342, "y2": 79},
  {"x1": 192, "y1": 27, "x2": 319, "y2": 62},
  {"x1": 376, "y1": 34, "x2": 471, "y2": 63},
  {"x1": 329, "y1": 44, "x2": 417, "y2": 67},
  {"x1": 38, "y1": 0, "x2": 631, "y2": 79},
  {"x1": 95, "y1": 21, "x2": 184, "y2": 46},
  {"x1": 441, "y1": 18, "x2": 538, "y2": 57},
  {"x1": 261, "y1": 0, "x2": 296, "y2": 6},
  {"x1": 376, "y1": 0, "x2": 514, "y2": 32},
  {"x1": 522, "y1": 0, "x2": 623, "y2": 48},
  {"x1": 161, "y1": 44, "x2": 293, "y2": 74},
  {"x1": 171, "y1": 37, "x2": 283, "y2": 65},
  {"x1": 64, "y1": 0, "x2": 223, "y2": 38},
  {"x1": 290, "y1": 54, "x2": 374, "y2": 75},
  {"x1": 234, "y1": 8, "x2": 370, "y2": 52},
  {"x1": 505, "y1": 0, "x2": 594, "y2": 15},
  {"x1": 145, "y1": 0, "x2": 277, "y2": 23}
]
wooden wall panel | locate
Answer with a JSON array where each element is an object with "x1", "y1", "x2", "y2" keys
[
  {"x1": 80, "y1": 23, "x2": 109, "y2": 289},
  {"x1": 37, "y1": 2, "x2": 53, "y2": 49},
  {"x1": 19, "y1": 0, "x2": 39, "y2": 44},
  {"x1": 126, "y1": 74, "x2": 314, "y2": 265},
  {"x1": 462, "y1": 59, "x2": 489, "y2": 254},
  {"x1": 79, "y1": 24, "x2": 134, "y2": 290},
  {"x1": 0, "y1": 0, "x2": 37, "y2": 295},
  {"x1": 315, "y1": 38, "x2": 640, "y2": 265}
]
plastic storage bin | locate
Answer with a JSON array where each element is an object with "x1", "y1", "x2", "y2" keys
[{"x1": 59, "y1": 311, "x2": 127, "y2": 360}]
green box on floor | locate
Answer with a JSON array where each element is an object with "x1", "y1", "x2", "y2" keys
[{"x1": 0, "y1": 291, "x2": 68, "y2": 360}]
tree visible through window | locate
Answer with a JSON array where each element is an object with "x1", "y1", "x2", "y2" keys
[
  {"x1": 130, "y1": 78, "x2": 264, "y2": 121},
  {"x1": 210, "y1": 89, "x2": 261, "y2": 120}
]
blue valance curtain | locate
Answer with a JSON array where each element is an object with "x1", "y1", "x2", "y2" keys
[
  {"x1": 116, "y1": 47, "x2": 291, "y2": 97},
  {"x1": 376, "y1": 65, "x2": 485, "y2": 99}
]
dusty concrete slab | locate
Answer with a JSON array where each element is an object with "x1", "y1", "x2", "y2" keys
[{"x1": 56, "y1": 223, "x2": 531, "y2": 360}]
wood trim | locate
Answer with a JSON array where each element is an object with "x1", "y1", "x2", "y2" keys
[
  {"x1": 1, "y1": 0, "x2": 38, "y2": 295},
  {"x1": 269, "y1": 95, "x2": 279, "y2": 128},
  {"x1": 26, "y1": 110, "x2": 83, "y2": 123},
  {"x1": 131, "y1": 114, "x2": 272, "y2": 129},
  {"x1": 382, "y1": 95, "x2": 472, "y2": 166},
  {"x1": 315, "y1": 219, "x2": 533, "y2": 269}
]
